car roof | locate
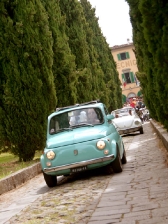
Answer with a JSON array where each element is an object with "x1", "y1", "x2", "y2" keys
[
  {"x1": 56, "y1": 100, "x2": 101, "y2": 112},
  {"x1": 48, "y1": 100, "x2": 104, "y2": 119}
]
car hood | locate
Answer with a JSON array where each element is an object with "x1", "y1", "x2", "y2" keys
[
  {"x1": 112, "y1": 116, "x2": 135, "y2": 129},
  {"x1": 46, "y1": 125, "x2": 111, "y2": 148}
]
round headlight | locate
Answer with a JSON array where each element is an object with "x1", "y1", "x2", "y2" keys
[
  {"x1": 46, "y1": 151, "x2": 55, "y2": 160},
  {"x1": 97, "y1": 140, "x2": 106, "y2": 150},
  {"x1": 135, "y1": 120, "x2": 140, "y2": 125}
]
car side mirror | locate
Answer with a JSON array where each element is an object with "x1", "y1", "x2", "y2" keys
[{"x1": 107, "y1": 114, "x2": 115, "y2": 120}]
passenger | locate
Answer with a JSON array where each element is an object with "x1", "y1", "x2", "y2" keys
[
  {"x1": 69, "y1": 110, "x2": 80, "y2": 125},
  {"x1": 129, "y1": 109, "x2": 132, "y2": 116},
  {"x1": 87, "y1": 109, "x2": 100, "y2": 124},
  {"x1": 79, "y1": 111, "x2": 87, "y2": 122},
  {"x1": 69, "y1": 116, "x2": 76, "y2": 126}
]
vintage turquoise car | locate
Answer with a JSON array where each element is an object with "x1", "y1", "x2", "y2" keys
[{"x1": 40, "y1": 100, "x2": 127, "y2": 187}]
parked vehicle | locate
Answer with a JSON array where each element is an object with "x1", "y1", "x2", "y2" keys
[
  {"x1": 111, "y1": 107, "x2": 144, "y2": 135},
  {"x1": 40, "y1": 100, "x2": 127, "y2": 187}
]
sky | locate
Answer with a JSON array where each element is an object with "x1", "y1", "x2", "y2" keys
[{"x1": 88, "y1": 0, "x2": 133, "y2": 47}]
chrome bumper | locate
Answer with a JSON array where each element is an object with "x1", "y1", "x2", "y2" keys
[
  {"x1": 118, "y1": 126, "x2": 142, "y2": 134},
  {"x1": 43, "y1": 154, "x2": 114, "y2": 174}
]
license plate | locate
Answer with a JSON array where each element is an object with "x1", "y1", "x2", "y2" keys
[{"x1": 71, "y1": 166, "x2": 87, "y2": 173}]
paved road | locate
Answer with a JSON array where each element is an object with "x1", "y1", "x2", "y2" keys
[
  {"x1": 0, "y1": 122, "x2": 168, "y2": 224},
  {"x1": 88, "y1": 122, "x2": 168, "y2": 224}
]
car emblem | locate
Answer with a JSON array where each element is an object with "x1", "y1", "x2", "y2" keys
[{"x1": 74, "y1": 150, "x2": 78, "y2": 155}]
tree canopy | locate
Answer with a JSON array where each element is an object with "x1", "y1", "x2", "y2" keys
[
  {"x1": 126, "y1": 0, "x2": 168, "y2": 130},
  {"x1": 0, "y1": 0, "x2": 122, "y2": 160}
]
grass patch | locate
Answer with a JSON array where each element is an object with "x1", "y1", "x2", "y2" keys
[{"x1": 0, "y1": 151, "x2": 42, "y2": 180}]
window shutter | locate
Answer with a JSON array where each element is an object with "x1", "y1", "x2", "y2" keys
[
  {"x1": 130, "y1": 72, "x2": 134, "y2": 83},
  {"x1": 122, "y1": 73, "x2": 126, "y2": 82},
  {"x1": 117, "y1": 54, "x2": 121, "y2": 61},
  {"x1": 126, "y1": 52, "x2": 130, "y2": 59}
]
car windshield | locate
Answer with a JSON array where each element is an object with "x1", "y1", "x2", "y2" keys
[
  {"x1": 49, "y1": 107, "x2": 104, "y2": 134},
  {"x1": 113, "y1": 108, "x2": 134, "y2": 118}
]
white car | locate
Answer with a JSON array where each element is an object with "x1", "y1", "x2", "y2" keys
[{"x1": 111, "y1": 107, "x2": 144, "y2": 135}]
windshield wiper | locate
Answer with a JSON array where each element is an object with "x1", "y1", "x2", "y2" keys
[
  {"x1": 70, "y1": 123, "x2": 94, "y2": 128},
  {"x1": 51, "y1": 128, "x2": 73, "y2": 134},
  {"x1": 58, "y1": 128, "x2": 73, "y2": 131}
]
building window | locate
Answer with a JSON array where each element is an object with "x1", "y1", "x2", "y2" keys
[
  {"x1": 122, "y1": 72, "x2": 135, "y2": 86},
  {"x1": 117, "y1": 52, "x2": 130, "y2": 61}
]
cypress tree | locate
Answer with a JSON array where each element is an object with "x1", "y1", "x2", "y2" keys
[
  {"x1": 80, "y1": 0, "x2": 122, "y2": 110},
  {"x1": 0, "y1": 0, "x2": 56, "y2": 161},
  {"x1": 0, "y1": 1, "x2": 7, "y2": 151},
  {"x1": 41, "y1": 0, "x2": 78, "y2": 107},
  {"x1": 59, "y1": 0, "x2": 94, "y2": 103},
  {"x1": 127, "y1": 0, "x2": 168, "y2": 129},
  {"x1": 79, "y1": 0, "x2": 106, "y2": 103},
  {"x1": 126, "y1": 0, "x2": 158, "y2": 120},
  {"x1": 139, "y1": 0, "x2": 168, "y2": 127}
]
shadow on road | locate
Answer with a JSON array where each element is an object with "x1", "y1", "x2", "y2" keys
[
  {"x1": 41, "y1": 167, "x2": 112, "y2": 193},
  {"x1": 36, "y1": 185, "x2": 50, "y2": 194}
]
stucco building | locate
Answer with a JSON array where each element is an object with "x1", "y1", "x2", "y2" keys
[{"x1": 111, "y1": 42, "x2": 142, "y2": 104}]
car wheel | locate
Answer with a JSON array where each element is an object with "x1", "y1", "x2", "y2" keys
[
  {"x1": 140, "y1": 127, "x2": 144, "y2": 134},
  {"x1": 112, "y1": 146, "x2": 123, "y2": 173},
  {"x1": 64, "y1": 174, "x2": 70, "y2": 177},
  {"x1": 42, "y1": 171, "x2": 57, "y2": 187},
  {"x1": 121, "y1": 143, "x2": 127, "y2": 164},
  {"x1": 104, "y1": 164, "x2": 114, "y2": 174}
]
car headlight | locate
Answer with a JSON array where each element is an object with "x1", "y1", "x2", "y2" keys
[
  {"x1": 135, "y1": 120, "x2": 140, "y2": 125},
  {"x1": 97, "y1": 140, "x2": 106, "y2": 150},
  {"x1": 46, "y1": 150, "x2": 55, "y2": 160}
]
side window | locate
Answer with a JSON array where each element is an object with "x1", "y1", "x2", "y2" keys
[
  {"x1": 49, "y1": 116, "x2": 60, "y2": 134},
  {"x1": 117, "y1": 52, "x2": 130, "y2": 61}
]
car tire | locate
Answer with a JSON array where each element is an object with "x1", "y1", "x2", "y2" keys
[
  {"x1": 121, "y1": 144, "x2": 127, "y2": 164},
  {"x1": 112, "y1": 146, "x2": 123, "y2": 173},
  {"x1": 42, "y1": 171, "x2": 57, "y2": 187},
  {"x1": 140, "y1": 127, "x2": 144, "y2": 134},
  {"x1": 64, "y1": 174, "x2": 70, "y2": 177},
  {"x1": 104, "y1": 164, "x2": 114, "y2": 174}
]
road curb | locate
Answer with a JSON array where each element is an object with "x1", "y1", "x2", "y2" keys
[
  {"x1": 150, "y1": 119, "x2": 168, "y2": 152},
  {"x1": 0, "y1": 162, "x2": 41, "y2": 195}
]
